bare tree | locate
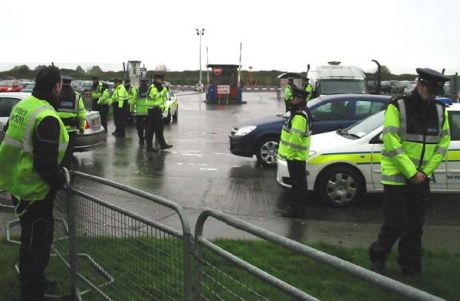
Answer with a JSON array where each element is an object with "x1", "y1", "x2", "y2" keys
[{"x1": 154, "y1": 64, "x2": 169, "y2": 72}]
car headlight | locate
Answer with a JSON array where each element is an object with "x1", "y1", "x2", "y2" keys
[{"x1": 234, "y1": 125, "x2": 256, "y2": 136}]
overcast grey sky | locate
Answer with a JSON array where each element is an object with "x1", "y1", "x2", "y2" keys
[{"x1": 1, "y1": 0, "x2": 459, "y2": 74}]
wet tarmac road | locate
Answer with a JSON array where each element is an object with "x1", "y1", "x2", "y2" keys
[{"x1": 43, "y1": 92, "x2": 460, "y2": 250}]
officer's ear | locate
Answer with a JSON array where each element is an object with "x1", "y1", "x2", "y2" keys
[{"x1": 54, "y1": 79, "x2": 63, "y2": 96}]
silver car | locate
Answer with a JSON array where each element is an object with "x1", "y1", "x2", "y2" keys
[{"x1": 0, "y1": 92, "x2": 104, "y2": 152}]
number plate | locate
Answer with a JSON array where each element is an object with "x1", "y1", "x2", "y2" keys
[{"x1": 92, "y1": 117, "x2": 101, "y2": 128}]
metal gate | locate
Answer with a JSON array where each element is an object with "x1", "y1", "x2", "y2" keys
[{"x1": 54, "y1": 171, "x2": 193, "y2": 301}]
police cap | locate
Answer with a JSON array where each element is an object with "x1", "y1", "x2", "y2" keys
[
  {"x1": 416, "y1": 68, "x2": 450, "y2": 95},
  {"x1": 92, "y1": 76, "x2": 99, "y2": 80},
  {"x1": 154, "y1": 74, "x2": 164, "y2": 80},
  {"x1": 62, "y1": 75, "x2": 73, "y2": 83},
  {"x1": 113, "y1": 78, "x2": 122, "y2": 83},
  {"x1": 292, "y1": 88, "x2": 307, "y2": 101}
]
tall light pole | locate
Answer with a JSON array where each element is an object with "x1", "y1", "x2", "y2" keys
[{"x1": 196, "y1": 28, "x2": 205, "y2": 90}]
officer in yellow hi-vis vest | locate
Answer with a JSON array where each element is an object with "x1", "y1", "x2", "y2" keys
[
  {"x1": 284, "y1": 78, "x2": 296, "y2": 112},
  {"x1": 278, "y1": 88, "x2": 311, "y2": 218},
  {"x1": 111, "y1": 78, "x2": 129, "y2": 137},
  {"x1": 129, "y1": 81, "x2": 149, "y2": 145},
  {"x1": 91, "y1": 76, "x2": 103, "y2": 111},
  {"x1": 56, "y1": 75, "x2": 86, "y2": 168},
  {"x1": 0, "y1": 66, "x2": 69, "y2": 300},
  {"x1": 96, "y1": 82, "x2": 111, "y2": 132},
  {"x1": 304, "y1": 78, "x2": 314, "y2": 101},
  {"x1": 369, "y1": 68, "x2": 451, "y2": 277},
  {"x1": 145, "y1": 74, "x2": 172, "y2": 151}
]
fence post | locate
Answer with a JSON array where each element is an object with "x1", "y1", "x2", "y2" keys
[
  {"x1": 183, "y1": 233, "x2": 194, "y2": 301},
  {"x1": 193, "y1": 234, "x2": 203, "y2": 301},
  {"x1": 65, "y1": 173, "x2": 81, "y2": 300}
]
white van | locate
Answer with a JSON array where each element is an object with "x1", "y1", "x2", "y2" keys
[{"x1": 309, "y1": 64, "x2": 367, "y2": 97}]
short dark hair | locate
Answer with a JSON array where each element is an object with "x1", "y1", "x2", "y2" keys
[{"x1": 35, "y1": 65, "x2": 61, "y2": 93}]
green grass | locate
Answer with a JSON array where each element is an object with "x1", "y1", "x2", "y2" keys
[{"x1": 1, "y1": 238, "x2": 458, "y2": 301}]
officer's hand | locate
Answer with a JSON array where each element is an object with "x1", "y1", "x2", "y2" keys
[{"x1": 410, "y1": 171, "x2": 426, "y2": 184}]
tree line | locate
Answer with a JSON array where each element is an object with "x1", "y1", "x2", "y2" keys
[{"x1": 0, "y1": 64, "x2": 417, "y2": 86}]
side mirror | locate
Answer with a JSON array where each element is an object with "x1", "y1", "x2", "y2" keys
[{"x1": 370, "y1": 132, "x2": 383, "y2": 144}]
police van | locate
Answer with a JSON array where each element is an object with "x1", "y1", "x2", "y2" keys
[
  {"x1": 277, "y1": 103, "x2": 460, "y2": 207},
  {"x1": 309, "y1": 63, "x2": 368, "y2": 97}
]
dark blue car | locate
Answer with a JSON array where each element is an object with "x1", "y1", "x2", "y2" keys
[{"x1": 229, "y1": 94, "x2": 391, "y2": 166}]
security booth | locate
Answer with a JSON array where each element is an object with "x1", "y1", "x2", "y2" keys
[
  {"x1": 206, "y1": 64, "x2": 243, "y2": 104},
  {"x1": 277, "y1": 72, "x2": 304, "y2": 101}
]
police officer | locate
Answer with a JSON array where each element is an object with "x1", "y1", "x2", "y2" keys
[
  {"x1": 111, "y1": 78, "x2": 129, "y2": 137},
  {"x1": 0, "y1": 66, "x2": 69, "y2": 301},
  {"x1": 304, "y1": 78, "x2": 314, "y2": 101},
  {"x1": 97, "y1": 82, "x2": 111, "y2": 132},
  {"x1": 129, "y1": 81, "x2": 149, "y2": 145},
  {"x1": 284, "y1": 78, "x2": 297, "y2": 112},
  {"x1": 56, "y1": 75, "x2": 86, "y2": 168},
  {"x1": 369, "y1": 68, "x2": 451, "y2": 276},
  {"x1": 145, "y1": 75, "x2": 173, "y2": 151},
  {"x1": 91, "y1": 76, "x2": 103, "y2": 111},
  {"x1": 278, "y1": 88, "x2": 312, "y2": 218},
  {"x1": 125, "y1": 79, "x2": 137, "y2": 126}
]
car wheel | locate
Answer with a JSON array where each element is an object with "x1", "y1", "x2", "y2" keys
[
  {"x1": 163, "y1": 110, "x2": 171, "y2": 124},
  {"x1": 316, "y1": 165, "x2": 364, "y2": 207},
  {"x1": 256, "y1": 136, "x2": 279, "y2": 167},
  {"x1": 172, "y1": 107, "x2": 178, "y2": 122}
]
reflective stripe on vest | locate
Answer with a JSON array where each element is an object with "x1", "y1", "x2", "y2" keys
[{"x1": 382, "y1": 174, "x2": 407, "y2": 183}]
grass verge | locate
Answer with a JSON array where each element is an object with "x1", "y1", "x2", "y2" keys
[{"x1": 0, "y1": 238, "x2": 458, "y2": 300}]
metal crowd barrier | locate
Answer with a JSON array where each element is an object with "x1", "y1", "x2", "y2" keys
[
  {"x1": 6, "y1": 170, "x2": 440, "y2": 301},
  {"x1": 194, "y1": 209, "x2": 445, "y2": 301},
  {"x1": 56, "y1": 171, "x2": 194, "y2": 301}
]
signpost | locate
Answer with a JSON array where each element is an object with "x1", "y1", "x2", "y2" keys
[{"x1": 217, "y1": 85, "x2": 230, "y2": 95}]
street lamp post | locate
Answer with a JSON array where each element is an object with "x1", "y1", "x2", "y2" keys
[{"x1": 196, "y1": 28, "x2": 205, "y2": 91}]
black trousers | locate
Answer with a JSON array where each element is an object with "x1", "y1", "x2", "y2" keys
[
  {"x1": 16, "y1": 192, "x2": 55, "y2": 301},
  {"x1": 369, "y1": 182, "x2": 429, "y2": 273},
  {"x1": 287, "y1": 160, "x2": 307, "y2": 213},
  {"x1": 113, "y1": 103, "x2": 127, "y2": 137},
  {"x1": 136, "y1": 115, "x2": 148, "y2": 142},
  {"x1": 92, "y1": 99, "x2": 99, "y2": 112},
  {"x1": 62, "y1": 131, "x2": 76, "y2": 169},
  {"x1": 98, "y1": 104, "x2": 109, "y2": 132},
  {"x1": 285, "y1": 101, "x2": 291, "y2": 112},
  {"x1": 145, "y1": 107, "x2": 167, "y2": 147}
]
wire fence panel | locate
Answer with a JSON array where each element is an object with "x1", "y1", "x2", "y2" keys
[
  {"x1": 194, "y1": 209, "x2": 446, "y2": 301},
  {"x1": 63, "y1": 172, "x2": 193, "y2": 301}
]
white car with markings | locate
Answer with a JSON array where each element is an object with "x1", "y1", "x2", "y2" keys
[
  {"x1": 162, "y1": 90, "x2": 179, "y2": 124},
  {"x1": 0, "y1": 92, "x2": 104, "y2": 151},
  {"x1": 277, "y1": 103, "x2": 460, "y2": 207}
]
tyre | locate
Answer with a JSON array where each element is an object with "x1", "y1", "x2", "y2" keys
[
  {"x1": 255, "y1": 136, "x2": 279, "y2": 167},
  {"x1": 172, "y1": 107, "x2": 178, "y2": 122},
  {"x1": 163, "y1": 110, "x2": 171, "y2": 124},
  {"x1": 316, "y1": 165, "x2": 365, "y2": 207}
]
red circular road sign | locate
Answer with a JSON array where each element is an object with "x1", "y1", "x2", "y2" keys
[{"x1": 212, "y1": 66, "x2": 223, "y2": 76}]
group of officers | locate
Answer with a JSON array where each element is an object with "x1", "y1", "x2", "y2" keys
[
  {"x1": 278, "y1": 68, "x2": 451, "y2": 278},
  {"x1": 0, "y1": 65, "x2": 173, "y2": 300},
  {"x1": 89, "y1": 74, "x2": 173, "y2": 150}
]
